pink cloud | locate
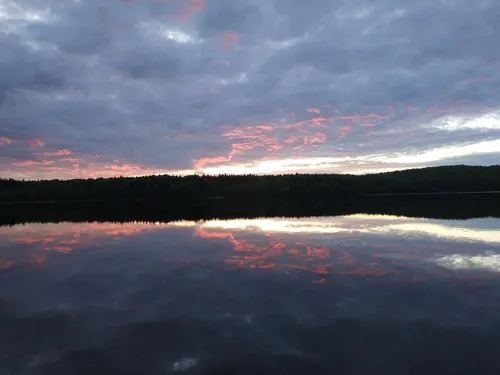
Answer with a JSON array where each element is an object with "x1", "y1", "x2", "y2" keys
[
  {"x1": 255, "y1": 125, "x2": 275, "y2": 131},
  {"x1": 267, "y1": 144, "x2": 284, "y2": 151},
  {"x1": 174, "y1": 133, "x2": 192, "y2": 140},
  {"x1": 42, "y1": 246, "x2": 73, "y2": 253},
  {"x1": 193, "y1": 155, "x2": 230, "y2": 169},
  {"x1": 59, "y1": 157, "x2": 80, "y2": 163},
  {"x1": 177, "y1": 0, "x2": 204, "y2": 20},
  {"x1": 219, "y1": 33, "x2": 240, "y2": 49},
  {"x1": 36, "y1": 149, "x2": 72, "y2": 157},
  {"x1": 10, "y1": 160, "x2": 55, "y2": 167},
  {"x1": 306, "y1": 108, "x2": 320, "y2": 114},
  {"x1": 0, "y1": 260, "x2": 14, "y2": 269},
  {"x1": 306, "y1": 132, "x2": 327, "y2": 144},
  {"x1": 0, "y1": 136, "x2": 13, "y2": 146},
  {"x1": 284, "y1": 136, "x2": 300, "y2": 144},
  {"x1": 3, "y1": 155, "x2": 191, "y2": 179}
]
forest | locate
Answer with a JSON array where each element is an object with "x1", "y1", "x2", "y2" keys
[
  {"x1": 0, "y1": 165, "x2": 499, "y2": 203},
  {"x1": 1, "y1": 194, "x2": 500, "y2": 226}
]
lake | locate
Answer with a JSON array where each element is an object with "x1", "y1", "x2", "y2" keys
[{"x1": 1, "y1": 200, "x2": 500, "y2": 374}]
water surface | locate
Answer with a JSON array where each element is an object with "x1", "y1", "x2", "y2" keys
[{"x1": 1, "y1": 214, "x2": 500, "y2": 374}]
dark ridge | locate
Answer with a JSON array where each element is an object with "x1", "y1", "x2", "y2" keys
[{"x1": 1, "y1": 165, "x2": 499, "y2": 204}]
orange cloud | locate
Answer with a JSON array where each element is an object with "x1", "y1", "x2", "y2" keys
[
  {"x1": 0, "y1": 136, "x2": 13, "y2": 145},
  {"x1": 219, "y1": 33, "x2": 240, "y2": 49}
]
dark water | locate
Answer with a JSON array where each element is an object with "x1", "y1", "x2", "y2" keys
[{"x1": 1, "y1": 208, "x2": 500, "y2": 373}]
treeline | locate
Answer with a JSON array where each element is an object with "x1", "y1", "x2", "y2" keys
[
  {"x1": 1, "y1": 194, "x2": 499, "y2": 226},
  {"x1": 0, "y1": 165, "x2": 499, "y2": 203},
  {"x1": 0, "y1": 173, "x2": 357, "y2": 202},
  {"x1": 352, "y1": 165, "x2": 500, "y2": 194}
]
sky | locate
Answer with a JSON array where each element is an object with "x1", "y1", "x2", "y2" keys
[{"x1": 0, "y1": 0, "x2": 499, "y2": 180}]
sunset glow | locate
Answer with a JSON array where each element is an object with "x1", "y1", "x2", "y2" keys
[{"x1": 0, "y1": 0, "x2": 498, "y2": 179}]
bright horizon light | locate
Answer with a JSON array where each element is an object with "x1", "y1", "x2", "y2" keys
[{"x1": 196, "y1": 138, "x2": 500, "y2": 176}]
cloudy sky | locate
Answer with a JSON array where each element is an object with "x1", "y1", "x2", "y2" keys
[{"x1": 1, "y1": 0, "x2": 499, "y2": 179}]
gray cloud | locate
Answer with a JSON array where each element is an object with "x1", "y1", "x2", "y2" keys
[{"x1": 0, "y1": 0, "x2": 499, "y2": 178}]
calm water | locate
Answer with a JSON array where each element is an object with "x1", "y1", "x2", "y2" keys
[{"x1": 1, "y1": 213, "x2": 500, "y2": 374}]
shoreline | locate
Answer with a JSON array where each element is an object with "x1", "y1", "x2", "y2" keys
[
  {"x1": 1, "y1": 191, "x2": 500, "y2": 204},
  {"x1": 363, "y1": 191, "x2": 500, "y2": 196}
]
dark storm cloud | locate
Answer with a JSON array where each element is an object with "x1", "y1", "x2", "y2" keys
[
  {"x1": 0, "y1": 0, "x2": 499, "y2": 178},
  {"x1": 0, "y1": 33, "x2": 66, "y2": 101}
]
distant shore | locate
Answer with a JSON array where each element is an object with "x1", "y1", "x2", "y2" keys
[
  {"x1": 1, "y1": 165, "x2": 499, "y2": 203},
  {"x1": 1, "y1": 190, "x2": 500, "y2": 204},
  {"x1": 363, "y1": 191, "x2": 500, "y2": 196},
  {"x1": 1, "y1": 192, "x2": 500, "y2": 226},
  {"x1": 0, "y1": 200, "x2": 111, "y2": 204}
]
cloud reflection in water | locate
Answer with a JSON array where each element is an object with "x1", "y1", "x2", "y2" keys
[{"x1": 1, "y1": 215, "x2": 499, "y2": 278}]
